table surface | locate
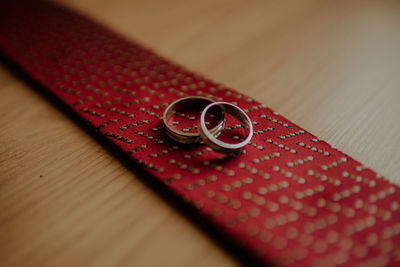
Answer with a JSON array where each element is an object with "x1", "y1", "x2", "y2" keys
[{"x1": 1, "y1": 0, "x2": 399, "y2": 266}]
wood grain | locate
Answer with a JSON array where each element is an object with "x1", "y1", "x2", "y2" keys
[{"x1": 1, "y1": 0, "x2": 399, "y2": 266}]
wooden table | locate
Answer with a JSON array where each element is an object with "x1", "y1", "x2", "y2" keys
[{"x1": 1, "y1": 0, "x2": 399, "y2": 266}]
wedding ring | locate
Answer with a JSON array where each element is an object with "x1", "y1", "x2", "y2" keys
[
  {"x1": 163, "y1": 96, "x2": 224, "y2": 144},
  {"x1": 199, "y1": 102, "x2": 253, "y2": 154}
]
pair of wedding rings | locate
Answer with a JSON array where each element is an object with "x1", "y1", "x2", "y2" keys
[{"x1": 162, "y1": 96, "x2": 253, "y2": 154}]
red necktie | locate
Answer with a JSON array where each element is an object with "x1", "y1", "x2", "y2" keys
[{"x1": 1, "y1": 1, "x2": 399, "y2": 266}]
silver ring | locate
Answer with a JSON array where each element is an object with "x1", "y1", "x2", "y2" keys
[
  {"x1": 163, "y1": 96, "x2": 224, "y2": 144},
  {"x1": 199, "y1": 102, "x2": 253, "y2": 154}
]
